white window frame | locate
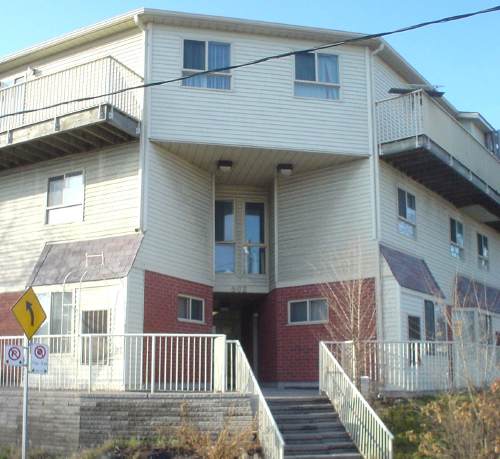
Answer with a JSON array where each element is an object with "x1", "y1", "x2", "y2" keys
[
  {"x1": 181, "y1": 39, "x2": 232, "y2": 90},
  {"x1": 294, "y1": 51, "x2": 341, "y2": 101},
  {"x1": 477, "y1": 232, "x2": 489, "y2": 270},
  {"x1": 449, "y1": 217, "x2": 464, "y2": 259},
  {"x1": 288, "y1": 298, "x2": 329, "y2": 325},
  {"x1": 45, "y1": 170, "x2": 85, "y2": 225},
  {"x1": 244, "y1": 200, "x2": 267, "y2": 276},
  {"x1": 214, "y1": 199, "x2": 236, "y2": 274},
  {"x1": 177, "y1": 295, "x2": 205, "y2": 324},
  {"x1": 397, "y1": 187, "x2": 416, "y2": 238}
]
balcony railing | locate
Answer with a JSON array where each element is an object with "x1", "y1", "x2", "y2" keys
[
  {"x1": 325, "y1": 340, "x2": 499, "y2": 394},
  {"x1": 0, "y1": 56, "x2": 142, "y2": 133},
  {"x1": 376, "y1": 90, "x2": 500, "y2": 192}
]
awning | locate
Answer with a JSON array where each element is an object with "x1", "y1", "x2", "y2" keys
[
  {"x1": 28, "y1": 233, "x2": 143, "y2": 286},
  {"x1": 380, "y1": 244, "x2": 444, "y2": 298},
  {"x1": 455, "y1": 275, "x2": 500, "y2": 314}
]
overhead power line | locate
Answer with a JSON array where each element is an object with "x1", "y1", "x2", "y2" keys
[{"x1": 1, "y1": 4, "x2": 499, "y2": 120}]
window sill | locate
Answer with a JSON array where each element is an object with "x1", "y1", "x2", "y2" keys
[
  {"x1": 287, "y1": 320, "x2": 328, "y2": 326},
  {"x1": 293, "y1": 94, "x2": 342, "y2": 103},
  {"x1": 178, "y1": 318, "x2": 205, "y2": 325},
  {"x1": 180, "y1": 84, "x2": 233, "y2": 94}
]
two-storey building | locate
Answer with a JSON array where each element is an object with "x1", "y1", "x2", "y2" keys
[{"x1": 0, "y1": 9, "x2": 498, "y2": 386}]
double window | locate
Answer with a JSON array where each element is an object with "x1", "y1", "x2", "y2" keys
[
  {"x1": 397, "y1": 188, "x2": 416, "y2": 238},
  {"x1": 214, "y1": 199, "x2": 266, "y2": 275},
  {"x1": 294, "y1": 52, "x2": 340, "y2": 100},
  {"x1": 477, "y1": 233, "x2": 489, "y2": 270},
  {"x1": 178, "y1": 295, "x2": 205, "y2": 323},
  {"x1": 182, "y1": 39, "x2": 231, "y2": 90},
  {"x1": 449, "y1": 218, "x2": 464, "y2": 259},
  {"x1": 289, "y1": 299, "x2": 328, "y2": 324},
  {"x1": 46, "y1": 171, "x2": 84, "y2": 225}
]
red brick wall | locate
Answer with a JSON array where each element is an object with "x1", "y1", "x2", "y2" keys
[
  {"x1": 259, "y1": 278, "x2": 376, "y2": 383},
  {"x1": 143, "y1": 271, "x2": 213, "y2": 333},
  {"x1": 0, "y1": 291, "x2": 23, "y2": 336}
]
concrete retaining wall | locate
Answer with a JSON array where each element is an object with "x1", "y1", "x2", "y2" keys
[{"x1": 0, "y1": 390, "x2": 255, "y2": 455}]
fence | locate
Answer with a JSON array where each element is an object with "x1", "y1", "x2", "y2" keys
[
  {"x1": 0, "y1": 56, "x2": 143, "y2": 133},
  {"x1": 0, "y1": 334, "x2": 226, "y2": 393},
  {"x1": 319, "y1": 342, "x2": 393, "y2": 459},
  {"x1": 325, "y1": 340, "x2": 499, "y2": 394},
  {"x1": 227, "y1": 340, "x2": 285, "y2": 459}
]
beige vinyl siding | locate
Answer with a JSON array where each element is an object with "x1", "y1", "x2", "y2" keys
[
  {"x1": 0, "y1": 29, "x2": 144, "y2": 80},
  {"x1": 381, "y1": 259, "x2": 401, "y2": 341},
  {"x1": 125, "y1": 267, "x2": 145, "y2": 333},
  {"x1": 0, "y1": 144, "x2": 140, "y2": 292},
  {"x1": 149, "y1": 25, "x2": 369, "y2": 155},
  {"x1": 214, "y1": 186, "x2": 270, "y2": 293},
  {"x1": 277, "y1": 158, "x2": 377, "y2": 287},
  {"x1": 379, "y1": 161, "x2": 500, "y2": 302},
  {"x1": 373, "y1": 56, "x2": 408, "y2": 102},
  {"x1": 135, "y1": 143, "x2": 213, "y2": 286}
]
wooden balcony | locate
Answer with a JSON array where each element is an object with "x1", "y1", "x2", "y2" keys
[
  {"x1": 376, "y1": 90, "x2": 500, "y2": 231},
  {"x1": 0, "y1": 57, "x2": 142, "y2": 171}
]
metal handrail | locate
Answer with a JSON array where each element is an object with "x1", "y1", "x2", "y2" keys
[{"x1": 320, "y1": 342, "x2": 394, "y2": 459}]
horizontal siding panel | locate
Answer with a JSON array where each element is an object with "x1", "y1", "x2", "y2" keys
[
  {"x1": 150, "y1": 25, "x2": 369, "y2": 155},
  {"x1": 277, "y1": 159, "x2": 376, "y2": 286},
  {"x1": 379, "y1": 161, "x2": 500, "y2": 302},
  {"x1": 0, "y1": 143, "x2": 141, "y2": 292}
]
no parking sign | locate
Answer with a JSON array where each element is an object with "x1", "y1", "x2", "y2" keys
[
  {"x1": 30, "y1": 344, "x2": 49, "y2": 374},
  {"x1": 4, "y1": 344, "x2": 24, "y2": 367}
]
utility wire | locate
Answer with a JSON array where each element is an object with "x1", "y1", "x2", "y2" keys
[{"x1": 1, "y1": 4, "x2": 499, "y2": 120}]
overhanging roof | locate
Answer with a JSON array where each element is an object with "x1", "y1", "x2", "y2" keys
[
  {"x1": 380, "y1": 244, "x2": 444, "y2": 298},
  {"x1": 456, "y1": 275, "x2": 500, "y2": 315},
  {"x1": 28, "y1": 234, "x2": 143, "y2": 287}
]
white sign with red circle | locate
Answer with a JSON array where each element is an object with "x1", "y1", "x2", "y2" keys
[
  {"x1": 30, "y1": 344, "x2": 49, "y2": 374},
  {"x1": 4, "y1": 344, "x2": 24, "y2": 367}
]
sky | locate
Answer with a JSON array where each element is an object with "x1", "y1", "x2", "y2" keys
[{"x1": 1, "y1": 0, "x2": 499, "y2": 126}]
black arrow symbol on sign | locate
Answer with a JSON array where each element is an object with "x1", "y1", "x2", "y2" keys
[{"x1": 26, "y1": 301, "x2": 34, "y2": 326}]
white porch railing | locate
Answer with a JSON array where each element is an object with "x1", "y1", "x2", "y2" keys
[
  {"x1": 0, "y1": 56, "x2": 143, "y2": 133},
  {"x1": 0, "y1": 334, "x2": 227, "y2": 393},
  {"x1": 227, "y1": 340, "x2": 285, "y2": 459},
  {"x1": 319, "y1": 342, "x2": 394, "y2": 459},
  {"x1": 375, "y1": 90, "x2": 500, "y2": 191},
  {"x1": 325, "y1": 341, "x2": 499, "y2": 394}
]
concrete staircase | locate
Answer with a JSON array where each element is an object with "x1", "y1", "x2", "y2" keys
[{"x1": 266, "y1": 394, "x2": 362, "y2": 459}]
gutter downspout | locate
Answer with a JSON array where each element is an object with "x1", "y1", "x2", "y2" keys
[
  {"x1": 134, "y1": 14, "x2": 151, "y2": 234},
  {"x1": 368, "y1": 43, "x2": 385, "y2": 340}
]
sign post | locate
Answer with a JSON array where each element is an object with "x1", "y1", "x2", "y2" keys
[{"x1": 10, "y1": 287, "x2": 47, "y2": 459}]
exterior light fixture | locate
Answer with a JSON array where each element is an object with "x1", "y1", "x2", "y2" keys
[
  {"x1": 217, "y1": 160, "x2": 233, "y2": 172},
  {"x1": 277, "y1": 163, "x2": 293, "y2": 176}
]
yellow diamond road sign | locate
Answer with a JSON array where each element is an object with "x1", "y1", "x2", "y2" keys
[{"x1": 11, "y1": 287, "x2": 47, "y2": 340}]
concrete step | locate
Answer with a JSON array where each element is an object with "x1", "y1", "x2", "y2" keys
[
  {"x1": 279, "y1": 421, "x2": 344, "y2": 433},
  {"x1": 284, "y1": 453, "x2": 362, "y2": 459},
  {"x1": 269, "y1": 403, "x2": 334, "y2": 414},
  {"x1": 267, "y1": 396, "x2": 329, "y2": 405},
  {"x1": 275, "y1": 411, "x2": 340, "y2": 424},
  {"x1": 284, "y1": 431, "x2": 351, "y2": 443},
  {"x1": 285, "y1": 442, "x2": 359, "y2": 454}
]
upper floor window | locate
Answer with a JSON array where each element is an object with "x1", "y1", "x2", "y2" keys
[
  {"x1": 397, "y1": 188, "x2": 416, "y2": 238},
  {"x1": 245, "y1": 202, "x2": 266, "y2": 274},
  {"x1": 182, "y1": 39, "x2": 231, "y2": 90},
  {"x1": 477, "y1": 233, "x2": 489, "y2": 270},
  {"x1": 46, "y1": 171, "x2": 84, "y2": 225},
  {"x1": 215, "y1": 200, "x2": 235, "y2": 273},
  {"x1": 177, "y1": 295, "x2": 205, "y2": 323},
  {"x1": 294, "y1": 52, "x2": 340, "y2": 100},
  {"x1": 449, "y1": 218, "x2": 464, "y2": 259},
  {"x1": 289, "y1": 298, "x2": 328, "y2": 324}
]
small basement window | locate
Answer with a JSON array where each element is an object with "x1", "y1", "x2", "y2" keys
[
  {"x1": 289, "y1": 298, "x2": 328, "y2": 324},
  {"x1": 294, "y1": 52, "x2": 340, "y2": 100},
  {"x1": 182, "y1": 39, "x2": 231, "y2": 90},
  {"x1": 178, "y1": 295, "x2": 205, "y2": 323},
  {"x1": 46, "y1": 171, "x2": 84, "y2": 225}
]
